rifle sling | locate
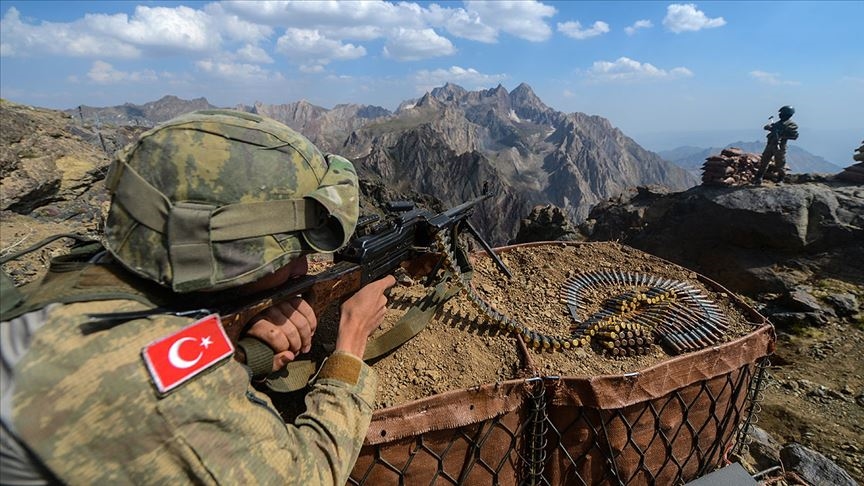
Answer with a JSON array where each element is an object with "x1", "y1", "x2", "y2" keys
[
  {"x1": 262, "y1": 278, "x2": 460, "y2": 393},
  {"x1": 362, "y1": 278, "x2": 460, "y2": 361}
]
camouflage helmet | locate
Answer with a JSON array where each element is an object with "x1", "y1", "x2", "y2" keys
[
  {"x1": 104, "y1": 109, "x2": 359, "y2": 293},
  {"x1": 778, "y1": 105, "x2": 795, "y2": 119}
]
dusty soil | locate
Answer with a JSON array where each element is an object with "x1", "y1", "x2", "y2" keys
[{"x1": 355, "y1": 242, "x2": 759, "y2": 406}]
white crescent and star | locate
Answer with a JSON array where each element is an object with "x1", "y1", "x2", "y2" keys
[{"x1": 167, "y1": 336, "x2": 208, "y2": 369}]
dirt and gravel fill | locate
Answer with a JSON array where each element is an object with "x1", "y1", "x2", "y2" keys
[{"x1": 305, "y1": 241, "x2": 763, "y2": 410}]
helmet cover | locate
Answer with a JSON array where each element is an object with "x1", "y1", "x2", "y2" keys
[{"x1": 104, "y1": 109, "x2": 358, "y2": 292}]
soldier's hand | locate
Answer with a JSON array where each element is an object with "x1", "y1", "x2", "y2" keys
[
  {"x1": 335, "y1": 275, "x2": 397, "y2": 359},
  {"x1": 246, "y1": 296, "x2": 317, "y2": 371}
]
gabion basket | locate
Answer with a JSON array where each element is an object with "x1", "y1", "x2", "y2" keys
[{"x1": 349, "y1": 242, "x2": 774, "y2": 485}]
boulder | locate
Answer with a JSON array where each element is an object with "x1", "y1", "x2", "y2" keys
[
  {"x1": 581, "y1": 181, "x2": 864, "y2": 296},
  {"x1": 743, "y1": 425, "x2": 782, "y2": 473},
  {"x1": 512, "y1": 204, "x2": 582, "y2": 243},
  {"x1": 780, "y1": 442, "x2": 858, "y2": 486}
]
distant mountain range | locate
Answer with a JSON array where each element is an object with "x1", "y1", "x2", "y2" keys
[
  {"x1": 65, "y1": 84, "x2": 698, "y2": 244},
  {"x1": 659, "y1": 142, "x2": 842, "y2": 177},
  {"x1": 70, "y1": 95, "x2": 216, "y2": 127}
]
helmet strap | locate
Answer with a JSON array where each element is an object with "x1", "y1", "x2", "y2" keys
[{"x1": 168, "y1": 201, "x2": 218, "y2": 291}]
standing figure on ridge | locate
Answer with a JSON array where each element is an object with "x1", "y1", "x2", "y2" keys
[{"x1": 753, "y1": 105, "x2": 799, "y2": 185}]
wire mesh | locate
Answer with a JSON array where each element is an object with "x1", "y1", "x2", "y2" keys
[
  {"x1": 348, "y1": 355, "x2": 768, "y2": 486},
  {"x1": 350, "y1": 409, "x2": 526, "y2": 485}
]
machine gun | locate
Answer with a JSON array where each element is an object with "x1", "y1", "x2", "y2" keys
[
  {"x1": 72, "y1": 189, "x2": 507, "y2": 356},
  {"x1": 217, "y1": 189, "x2": 511, "y2": 344}
]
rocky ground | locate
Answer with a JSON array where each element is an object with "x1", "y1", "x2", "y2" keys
[{"x1": 756, "y1": 317, "x2": 863, "y2": 481}]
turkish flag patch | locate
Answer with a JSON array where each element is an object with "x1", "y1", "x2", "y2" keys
[{"x1": 142, "y1": 314, "x2": 235, "y2": 396}]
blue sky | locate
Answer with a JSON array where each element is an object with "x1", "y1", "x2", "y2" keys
[{"x1": 1, "y1": 1, "x2": 862, "y2": 163}]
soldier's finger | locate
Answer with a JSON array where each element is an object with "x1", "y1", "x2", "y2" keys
[
  {"x1": 288, "y1": 296, "x2": 317, "y2": 334},
  {"x1": 273, "y1": 350, "x2": 296, "y2": 372},
  {"x1": 246, "y1": 319, "x2": 291, "y2": 355},
  {"x1": 273, "y1": 300, "x2": 312, "y2": 352},
  {"x1": 374, "y1": 275, "x2": 397, "y2": 292}
]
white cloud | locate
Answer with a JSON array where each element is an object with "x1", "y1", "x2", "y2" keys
[
  {"x1": 1, "y1": 3, "x2": 275, "y2": 60},
  {"x1": 275, "y1": 28, "x2": 366, "y2": 70},
  {"x1": 663, "y1": 4, "x2": 726, "y2": 33},
  {"x1": 558, "y1": 20, "x2": 610, "y2": 40},
  {"x1": 196, "y1": 59, "x2": 284, "y2": 82},
  {"x1": 234, "y1": 44, "x2": 273, "y2": 64},
  {"x1": 588, "y1": 57, "x2": 693, "y2": 82},
  {"x1": 221, "y1": 0, "x2": 424, "y2": 32},
  {"x1": 2, "y1": 1, "x2": 557, "y2": 74},
  {"x1": 839, "y1": 76, "x2": 864, "y2": 85},
  {"x1": 300, "y1": 65, "x2": 326, "y2": 74},
  {"x1": 202, "y1": 3, "x2": 273, "y2": 43},
  {"x1": 221, "y1": 0, "x2": 555, "y2": 44},
  {"x1": 1, "y1": 7, "x2": 140, "y2": 58},
  {"x1": 625, "y1": 19, "x2": 653, "y2": 36},
  {"x1": 464, "y1": 0, "x2": 556, "y2": 42},
  {"x1": 84, "y1": 6, "x2": 216, "y2": 52},
  {"x1": 87, "y1": 60, "x2": 158, "y2": 84},
  {"x1": 383, "y1": 28, "x2": 455, "y2": 61},
  {"x1": 0, "y1": 1, "x2": 561, "y2": 85},
  {"x1": 425, "y1": 3, "x2": 498, "y2": 43},
  {"x1": 750, "y1": 70, "x2": 801, "y2": 86},
  {"x1": 412, "y1": 66, "x2": 507, "y2": 93}
]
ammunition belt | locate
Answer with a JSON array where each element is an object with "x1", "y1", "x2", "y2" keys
[{"x1": 435, "y1": 233, "x2": 730, "y2": 356}]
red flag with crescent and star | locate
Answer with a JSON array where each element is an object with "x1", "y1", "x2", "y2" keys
[{"x1": 142, "y1": 314, "x2": 235, "y2": 396}]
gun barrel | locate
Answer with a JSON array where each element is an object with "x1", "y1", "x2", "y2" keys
[{"x1": 428, "y1": 192, "x2": 491, "y2": 228}]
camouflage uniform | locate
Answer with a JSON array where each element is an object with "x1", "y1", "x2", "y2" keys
[
  {"x1": 754, "y1": 108, "x2": 799, "y2": 184},
  {"x1": 1, "y1": 110, "x2": 372, "y2": 484},
  {"x1": 3, "y1": 299, "x2": 376, "y2": 484}
]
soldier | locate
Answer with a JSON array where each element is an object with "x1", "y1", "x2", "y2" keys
[
  {"x1": 1, "y1": 110, "x2": 395, "y2": 484},
  {"x1": 753, "y1": 105, "x2": 799, "y2": 184}
]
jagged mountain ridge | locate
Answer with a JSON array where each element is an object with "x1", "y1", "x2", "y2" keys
[
  {"x1": 60, "y1": 83, "x2": 698, "y2": 245},
  {"x1": 333, "y1": 82, "x2": 696, "y2": 244},
  {"x1": 68, "y1": 95, "x2": 217, "y2": 127},
  {"x1": 660, "y1": 142, "x2": 841, "y2": 177},
  {"x1": 235, "y1": 100, "x2": 391, "y2": 152}
]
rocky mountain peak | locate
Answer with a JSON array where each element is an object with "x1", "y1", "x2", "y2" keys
[
  {"x1": 333, "y1": 84, "x2": 696, "y2": 244},
  {"x1": 509, "y1": 82, "x2": 552, "y2": 123},
  {"x1": 415, "y1": 92, "x2": 445, "y2": 110},
  {"x1": 487, "y1": 84, "x2": 509, "y2": 98},
  {"x1": 509, "y1": 83, "x2": 543, "y2": 107},
  {"x1": 431, "y1": 82, "x2": 468, "y2": 102},
  {"x1": 144, "y1": 95, "x2": 209, "y2": 109}
]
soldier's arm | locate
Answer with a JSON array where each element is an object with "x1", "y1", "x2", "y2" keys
[{"x1": 128, "y1": 350, "x2": 377, "y2": 485}]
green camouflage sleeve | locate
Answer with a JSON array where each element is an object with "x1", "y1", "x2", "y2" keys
[
  {"x1": 10, "y1": 300, "x2": 377, "y2": 485},
  {"x1": 289, "y1": 352, "x2": 377, "y2": 483}
]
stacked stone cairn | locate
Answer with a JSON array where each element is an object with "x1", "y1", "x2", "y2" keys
[
  {"x1": 700, "y1": 147, "x2": 761, "y2": 186},
  {"x1": 836, "y1": 141, "x2": 864, "y2": 184}
]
